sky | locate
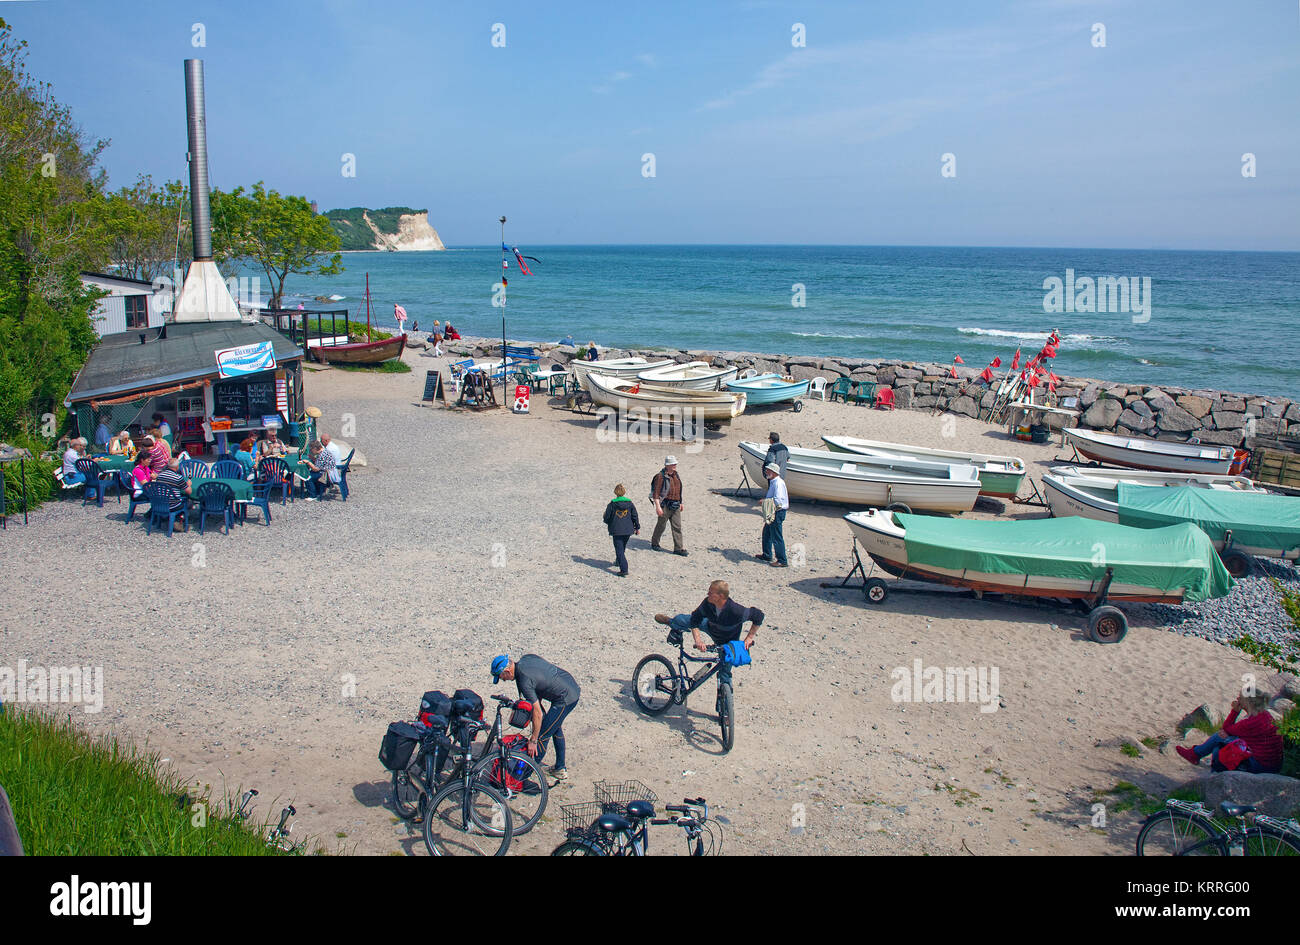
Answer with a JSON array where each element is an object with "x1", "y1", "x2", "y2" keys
[{"x1": 5, "y1": 0, "x2": 1300, "y2": 249}]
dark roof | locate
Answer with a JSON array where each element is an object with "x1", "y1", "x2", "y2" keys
[
  {"x1": 80, "y1": 271, "x2": 159, "y2": 289},
  {"x1": 67, "y1": 321, "x2": 303, "y2": 404}
]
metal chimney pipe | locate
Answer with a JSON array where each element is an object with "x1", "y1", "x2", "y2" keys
[{"x1": 184, "y1": 59, "x2": 213, "y2": 261}]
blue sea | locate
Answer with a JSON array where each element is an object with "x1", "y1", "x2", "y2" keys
[{"x1": 260, "y1": 246, "x2": 1300, "y2": 399}]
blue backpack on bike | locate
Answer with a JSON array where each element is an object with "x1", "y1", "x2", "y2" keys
[{"x1": 720, "y1": 641, "x2": 751, "y2": 667}]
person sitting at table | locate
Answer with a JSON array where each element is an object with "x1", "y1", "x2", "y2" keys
[
  {"x1": 234, "y1": 437, "x2": 257, "y2": 478},
  {"x1": 152, "y1": 457, "x2": 192, "y2": 511},
  {"x1": 61, "y1": 438, "x2": 87, "y2": 485},
  {"x1": 93, "y1": 415, "x2": 112, "y2": 450},
  {"x1": 109, "y1": 430, "x2": 135, "y2": 458},
  {"x1": 152, "y1": 412, "x2": 172, "y2": 441},
  {"x1": 302, "y1": 440, "x2": 336, "y2": 500},
  {"x1": 129, "y1": 451, "x2": 155, "y2": 497},
  {"x1": 146, "y1": 427, "x2": 171, "y2": 464},
  {"x1": 257, "y1": 428, "x2": 288, "y2": 461},
  {"x1": 141, "y1": 435, "x2": 168, "y2": 473}
]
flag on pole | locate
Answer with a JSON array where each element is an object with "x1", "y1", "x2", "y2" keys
[
  {"x1": 991, "y1": 357, "x2": 1002, "y2": 368},
  {"x1": 953, "y1": 355, "x2": 964, "y2": 364},
  {"x1": 505, "y1": 244, "x2": 539, "y2": 276},
  {"x1": 1011, "y1": 348, "x2": 1021, "y2": 370},
  {"x1": 979, "y1": 367, "x2": 994, "y2": 383}
]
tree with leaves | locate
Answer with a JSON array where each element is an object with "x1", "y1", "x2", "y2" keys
[
  {"x1": 211, "y1": 182, "x2": 342, "y2": 309},
  {"x1": 103, "y1": 175, "x2": 190, "y2": 283}
]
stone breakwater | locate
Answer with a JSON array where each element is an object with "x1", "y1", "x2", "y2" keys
[{"x1": 439, "y1": 336, "x2": 1297, "y2": 447}]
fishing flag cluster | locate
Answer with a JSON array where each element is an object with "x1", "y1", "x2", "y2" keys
[{"x1": 1017, "y1": 330, "x2": 1062, "y2": 391}]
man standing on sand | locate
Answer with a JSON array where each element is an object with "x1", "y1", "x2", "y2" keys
[
  {"x1": 755, "y1": 462, "x2": 789, "y2": 567},
  {"x1": 764, "y1": 431, "x2": 789, "y2": 478},
  {"x1": 491, "y1": 654, "x2": 580, "y2": 781},
  {"x1": 655, "y1": 580, "x2": 762, "y2": 694},
  {"x1": 650, "y1": 455, "x2": 687, "y2": 556}
]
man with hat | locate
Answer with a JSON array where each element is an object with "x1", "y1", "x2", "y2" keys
[
  {"x1": 491, "y1": 654, "x2": 581, "y2": 781},
  {"x1": 650, "y1": 454, "x2": 687, "y2": 556},
  {"x1": 755, "y1": 461, "x2": 789, "y2": 567}
]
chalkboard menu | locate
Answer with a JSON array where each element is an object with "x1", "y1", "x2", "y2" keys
[
  {"x1": 212, "y1": 381, "x2": 247, "y2": 419},
  {"x1": 245, "y1": 381, "x2": 276, "y2": 417},
  {"x1": 423, "y1": 370, "x2": 446, "y2": 403}
]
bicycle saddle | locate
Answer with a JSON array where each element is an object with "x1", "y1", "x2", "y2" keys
[
  {"x1": 1220, "y1": 802, "x2": 1256, "y2": 818},
  {"x1": 626, "y1": 800, "x2": 655, "y2": 820},
  {"x1": 597, "y1": 813, "x2": 632, "y2": 833}
]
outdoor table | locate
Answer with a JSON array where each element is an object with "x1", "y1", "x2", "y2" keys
[
  {"x1": 1006, "y1": 402, "x2": 1080, "y2": 446},
  {"x1": 534, "y1": 368, "x2": 570, "y2": 395},
  {"x1": 92, "y1": 454, "x2": 133, "y2": 473},
  {"x1": 190, "y1": 476, "x2": 253, "y2": 503}
]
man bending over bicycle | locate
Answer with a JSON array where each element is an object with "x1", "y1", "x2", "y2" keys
[
  {"x1": 655, "y1": 580, "x2": 762, "y2": 691},
  {"x1": 491, "y1": 654, "x2": 581, "y2": 781}
]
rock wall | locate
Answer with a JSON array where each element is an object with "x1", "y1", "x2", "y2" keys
[
  {"x1": 443, "y1": 336, "x2": 1297, "y2": 446},
  {"x1": 363, "y1": 210, "x2": 445, "y2": 252}
]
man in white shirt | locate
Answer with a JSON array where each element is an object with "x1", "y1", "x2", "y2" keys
[
  {"x1": 755, "y1": 461, "x2": 790, "y2": 567},
  {"x1": 320, "y1": 433, "x2": 342, "y2": 466}
]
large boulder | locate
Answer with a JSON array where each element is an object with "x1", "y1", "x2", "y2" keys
[
  {"x1": 1156, "y1": 404, "x2": 1201, "y2": 433},
  {"x1": 1179, "y1": 704, "x2": 1222, "y2": 732},
  {"x1": 1176, "y1": 394, "x2": 1213, "y2": 418},
  {"x1": 1130, "y1": 399, "x2": 1153, "y2": 419},
  {"x1": 1118, "y1": 409, "x2": 1155, "y2": 433},
  {"x1": 949, "y1": 395, "x2": 980, "y2": 418},
  {"x1": 893, "y1": 386, "x2": 914, "y2": 409},
  {"x1": 1082, "y1": 398, "x2": 1123, "y2": 429},
  {"x1": 1211, "y1": 411, "x2": 1247, "y2": 429},
  {"x1": 1252, "y1": 417, "x2": 1282, "y2": 437},
  {"x1": 876, "y1": 365, "x2": 898, "y2": 386},
  {"x1": 1220, "y1": 398, "x2": 1247, "y2": 412},
  {"x1": 1080, "y1": 383, "x2": 1101, "y2": 408},
  {"x1": 1195, "y1": 429, "x2": 1245, "y2": 446},
  {"x1": 1196, "y1": 772, "x2": 1300, "y2": 819},
  {"x1": 912, "y1": 395, "x2": 939, "y2": 409},
  {"x1": 786, "y1": 363, "x2": 831, "y2": 383},
  {"x1": 1264, "y1": 401, "x2": 1289, "y2": 419}
]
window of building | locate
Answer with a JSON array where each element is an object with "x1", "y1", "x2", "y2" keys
[{"x1": 125, "y1": 294, "x2": 149, "y2": 329}]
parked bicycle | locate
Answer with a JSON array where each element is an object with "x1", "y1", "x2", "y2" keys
[
  {"x1": 392, "y1": 696, "x2": 548, "y2": 836},
  {"x1": 552, "y1": 781, "x2": 720, "y2": 856},
  {"x1": 633, "y1": 626, "x2": 734, "y2": 751},
  {"x1": 1136, "y1": 798, "x2": 1300, "y2": 856}
]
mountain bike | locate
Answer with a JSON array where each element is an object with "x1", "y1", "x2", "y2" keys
[
  {"x1": 552, "y1": 783, "x2": 720, "y2": 856},
  {"x1": 1136, "y1": 799, "x2": 1300, "y2": 856},
  {"x1": 392, "y1": 699, "x2": 548, "y2": 835},
  {"x1": 633, "y1": 627, "x2": 735, "y2": 752},
  {"x1": 392, "y1": 717, "x2": 513, "y2": 855}
]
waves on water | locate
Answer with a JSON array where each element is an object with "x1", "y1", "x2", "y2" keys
[{"x1": 957, "y1": 327, "x2": 1120, "y2": 345}]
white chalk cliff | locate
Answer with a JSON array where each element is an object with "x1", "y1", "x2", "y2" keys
[{"x1": 363, "y1": 210, "x2": 445, "y2": 251}]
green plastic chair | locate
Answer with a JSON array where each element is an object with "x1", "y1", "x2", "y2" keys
[
  {"x1": 850, "y1": 382, "x2": 876, "y2": 405},
  {"x1": 829, "y1": 377, "x2": 853, "y2": 403}
]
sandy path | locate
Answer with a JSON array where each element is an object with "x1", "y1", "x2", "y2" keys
[{"x1": 0, "y1": 357, "x2": 1268, "y2": 855}]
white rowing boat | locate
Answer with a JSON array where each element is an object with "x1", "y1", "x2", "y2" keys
[
  {"x1": 637, "y1": 361, "x2": 739, "y2": 390},
  {"x1": 738, "y1": 442, "x2": 982, "y2": 513},
  {"x1": 822, "y1": 435, "x2": 1027, "y2": 498},
  {"x1": 569, "y1": 357, "x2": 674, "y2": 391},
  {"x1": 1042, "y1": 466, "x2": 1263, "y2": 523},
  {"x1": 1063, "y1": 427, "x2": 1236, "y2": 474},
  {"x1": 586, "y1": 372, "x2": 747, "y2": 424}
]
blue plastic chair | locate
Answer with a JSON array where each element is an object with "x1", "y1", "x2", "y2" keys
[
  {"x1": 144, "y1": 484, "x2": 188, "y2": 536},
  {"x1": 256, "y1": 457, "x2": 292, "y2": 505},
  {"x1": 179, "y1": 458, "x2": 209, "y2": 481},
  {"x1": 194, "y1": 481, "x2": 234, "y2": 535},
  {"x1": 243, "y1": 479, "x2": 274, "y2": 525},
  {"x1": 75, "y1": 458, "x2": 113, "y2": 507},
  {"x1": 212, "y1": 459, "x2": 245, "y2": 481},
  {"x1": 335, "y1": 448, "x2": 355, "y2": 501},
  {"x1": 120, "y1": 471, "x2": 148, "y2": 522}
]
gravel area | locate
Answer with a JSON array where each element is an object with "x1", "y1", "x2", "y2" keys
[{"x1": 1133, "y1": 559, "x2": 1300, "y2": 647}]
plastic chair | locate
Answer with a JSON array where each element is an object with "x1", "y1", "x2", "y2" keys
[
  {"x1": 336, "y1": 448, "x2": 355, "y2": 502},
  {"x1": 738, "y1": 368, "x2": 759, "y2": 379},
  {"x1": 144, "y1": 484, "x2": 188, "y2": 536},
  {"x1": 850, "y1": 382, "x2": 876, "y2": 406},
  {"x1": 124, "y1": 472, "x2": 149, "y2": 523},
  {"x1": 256, "y1": 457, "x2": 293, "y2": 504},
  {"x1": 828, "y1": 377, "x2": 853, "y2": 403},
  {"x1": 179, "y1": 458, "x2": 208, "y2": 480},
  {"x1": 75, "y1": 458, "x2": 112, "y2": 507},
  {"x1": 809, "y1": 377, "x2": 828, "y2": 401},
  {"x1": 242, "y1": 479, "x2": 275, "y2": 525},
  {"x1": 194, "y1": 482, "x2": 234, "y2": 536},
  {"x1": 212, "y1": 460, "x2": 245, "y2": 480},
  {"x1": 873, "y1": 387, "x2": 896, "y2": 410}
]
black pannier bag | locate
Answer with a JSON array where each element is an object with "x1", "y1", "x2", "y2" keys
[
  {"x1": 379, "y1": 721, "x2": 425, "y2": 771},
  {"x1": 508, "y1": 700, "x2": 533, "y2": 729},
  {"x1": 419, "y1": 690, "x2": 452, "y2": 721},
  {"x1": 450, "y1": 688, "x2": 484, "y2": 721}
]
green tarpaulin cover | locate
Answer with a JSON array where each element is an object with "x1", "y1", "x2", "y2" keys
[
  {"x1": 898, "y1": 514, "x2": 1233, "y2": 603},
  {"x1": 1117, "y1": 484, "x2": 1300, "y2": 556}
]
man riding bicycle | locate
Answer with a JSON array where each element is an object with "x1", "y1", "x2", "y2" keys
[{"x1": 655, "y1": 580, "x2": 762, "y2": 692}]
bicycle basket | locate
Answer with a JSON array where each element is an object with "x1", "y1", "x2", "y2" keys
[
  {"x1": 559, "y1": 801, "x2": 607, "y2": 837},
  {"x1": 593, "y1": 780, "x2": 658, "y2": 814}
]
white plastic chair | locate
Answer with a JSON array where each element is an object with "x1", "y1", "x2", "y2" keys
[
  {"x1": 809, "y1": 376, "x2": 828, "y2": 401},
  {"x1": 738, "y1": 368, "x2": 758, "y2": 379}
]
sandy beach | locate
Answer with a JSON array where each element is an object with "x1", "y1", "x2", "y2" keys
[{"x1": 2, "y1": 352, "x2": 1291, "y2": 856}]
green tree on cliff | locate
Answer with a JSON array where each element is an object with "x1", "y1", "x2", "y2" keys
[{"x1": 211, "y1": 182, "x2": 342, "y2": 309}]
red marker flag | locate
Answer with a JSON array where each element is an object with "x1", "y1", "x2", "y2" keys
[
  {"x1": 979, "y1": 367, "x2": 994, "y2": 383},
  {"x1": 953, "y1": 355, "x2": 964, "y2": 364},
  {"x1": 1011, "y1": 348, "x2": 1021, "y2": 370},
  {"x1": 991, "y1": 357, "x2": 1002, "y2": 368},
  {"x1": 949, "y1": 365, "x2": 958, "y2": 378}
]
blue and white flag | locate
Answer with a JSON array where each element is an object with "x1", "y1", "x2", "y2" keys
[{"x1": 215, "y1": 341, "x2": 276, "y2": 378}]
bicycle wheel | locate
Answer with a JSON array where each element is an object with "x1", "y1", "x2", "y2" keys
[
  {"x1": 392, "y1": 764, "x2": 422, "y2": 820},
  {"x1": 471, "y1": 750, "x2": 549, "y2": 835},
  {"x1": 1135, "y1": 811, "x2": 1224, "y2": 856},
  {"x1": 633, "y1": 654, "x2": 678, "y2": 714},
  {"x1": 717, "y1": 683, "x2": 734, "y2": 753},
  {"x1": 552, "y1": 836, "x2": 608, "y2": 856},
  {"x1": 422, "y1": 782, "x2": 512, "y2": 856},
  {"x1": 1245, "y1": 827, "x2": 1300, "y2": 856}
]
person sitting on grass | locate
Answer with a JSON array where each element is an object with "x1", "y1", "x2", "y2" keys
[{"x1": 1177, "y1": 692, "x2": 1283, "y2": 773}]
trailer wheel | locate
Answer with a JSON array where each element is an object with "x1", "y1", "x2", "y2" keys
[
  {"x1": 1087, "y1": 605, "x2": 1128, "y2": 644},
  {"x1": 885, "y1": 503, "x2": 912, "y2": 515},
  {"x1": 864, "y1": 578, "x2": 889, "y2": 604},
  {"x1": 793, "y1": 400, "x2": 804, "y2": 412},
  {"x1": 1220, "y1": 550, "x2": 1253, "y2": 579}
]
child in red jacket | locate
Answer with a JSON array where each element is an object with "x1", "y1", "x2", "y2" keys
[{"x1": 1177, "y1": 692, "x2": 1282, "y2": 773}]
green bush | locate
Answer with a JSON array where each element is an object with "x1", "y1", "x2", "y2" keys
[
  {"x1": 2, "y1": 455, "x2": 55, "y2": 513},
  {"x1": 0, "y1": 706, "x2": 292, "y2": 855},
  {"x1": 1281, "y1": 707, "x2": 1300, "y2": 779}
]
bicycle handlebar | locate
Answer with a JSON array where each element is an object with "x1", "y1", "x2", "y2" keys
[{"x1": 491, "y1": 694, "x2": 513, "y2": 704}]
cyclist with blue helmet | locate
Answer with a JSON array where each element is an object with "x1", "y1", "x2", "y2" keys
[{"x1": 491, "y1": 654, "x2": 581, "y2": 781}]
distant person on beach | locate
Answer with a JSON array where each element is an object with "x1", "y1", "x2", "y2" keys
[
  {"x1": 443, "y1": 323, "x2": 461, "y2": 340},
  {"x1": 560, "y1": 335, "x2": 575, "y2": 347},
  {"x1": 603, "y1": 483, "x2": 641, "y2": 577},
  {"x1": 432, "y1": 320, "x2": 443, "y2": 356},
  {"x1": 586, "y1": 341, "x2": 599, "y2": 361},
  {"x1": 755, "y1": 462, "x2": 789, "y2": 567},
  {"x1": 764, "y1": 432, "x2": 789, "y2": 478},
  {"x1": 655, "y1": 580, "x2": 762, "y2": 693},
  {"x1": 1177, "y1": 692, "x2": 1282, "y2": 773},
  {"x1": 650, "y1": 455, "x2": 687, "y2": 556},
  {"x1": 491, "y1": 654, "x2": 581, "y2": 781},
  {"x1": 411, "y1": 320, "x2": 419, "y2": 333}
]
